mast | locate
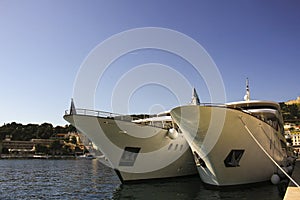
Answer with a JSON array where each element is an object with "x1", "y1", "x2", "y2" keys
[{"x1": 244, "y1": 78, "x2": 250, "y2": 101}]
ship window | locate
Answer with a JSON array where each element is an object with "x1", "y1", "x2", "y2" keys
[
  {"x1": 174, "y1": 124, "x2": 179, "y2": 132},
  {"x1": 168, "y1": 143, "x2": 173, "y2": 150},
  {"x1": 119, "y1": 147, "x2": 141, "y2": 166},
  {"x1": 174, "y1": 144, "x2": 178, "y2": 151},
  {"x1": 224, "y1": 149, "x2": 245, "y2": 167}
]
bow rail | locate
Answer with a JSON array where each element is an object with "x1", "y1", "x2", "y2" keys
[{"x1": 64, "y1": 108, "x2": 152, "y2": 121}]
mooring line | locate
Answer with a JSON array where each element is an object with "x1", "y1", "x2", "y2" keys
[{"x1": 239, "y1": 117, "x2": 300, "y2": 188}]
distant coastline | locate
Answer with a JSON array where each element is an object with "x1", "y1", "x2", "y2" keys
[{"x1": 0, "y1": 154, "x2": 76, "y2": 159}]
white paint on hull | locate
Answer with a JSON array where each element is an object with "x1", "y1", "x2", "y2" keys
[
  {"x1": 171, "y1": 105, "x2": 288, "y2": 186},
  {"x1": 64, "y1": 114, "x2": 197, "y2": 182}
]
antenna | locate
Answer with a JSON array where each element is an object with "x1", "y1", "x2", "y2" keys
[{"x1": 244, "y1": 78, "x2": 250, "y2": 101}]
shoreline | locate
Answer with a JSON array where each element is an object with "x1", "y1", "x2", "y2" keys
[{"x1": 0, "y1": 154, "x2": 76, "y2": 159}]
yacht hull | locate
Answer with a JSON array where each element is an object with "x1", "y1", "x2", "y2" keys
[
  {"x1": 64, "y1": 114, "x2": 197, "y2": 183},
  {"x1": 171, "y1": 105, "x2": 287, "y2": 186}
]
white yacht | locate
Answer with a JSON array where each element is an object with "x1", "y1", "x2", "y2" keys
[
  {"x1": 64, "y1": 100, "x2": 197, "y2": 183},
  {"x1": 170, "y1": 81, "x2": 292, "y2": 186}
]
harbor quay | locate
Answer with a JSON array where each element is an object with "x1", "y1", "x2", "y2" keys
[{"x1": 284, "y1": 159, "x2": 300, "y2": 200}]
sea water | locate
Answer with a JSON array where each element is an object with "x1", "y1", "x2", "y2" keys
[{"x1": 0, "y1": 159, "x2": 282, "y2": 200}]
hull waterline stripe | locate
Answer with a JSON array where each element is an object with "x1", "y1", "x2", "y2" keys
[{"x1": 239, "y1": 117, "x2": 300, "y2": 188}]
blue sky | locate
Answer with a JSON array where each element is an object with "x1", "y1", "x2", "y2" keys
[{"x1": 0, "y1": 0, "x2": 300, "y2": 125}]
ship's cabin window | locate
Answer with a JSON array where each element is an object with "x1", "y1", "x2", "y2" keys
[
  {"x1": 245, "y1": 109, "x2": 282, "y2": 131},
  {"x1": 137, "y1": 121, "x2": 151, "y2": 126},
  {"x1": 152, "y1": 121, "x2": 163, "y2": 128},
  {"x1": 149, "y1": 121, "x2": 172, "y2": 129}
]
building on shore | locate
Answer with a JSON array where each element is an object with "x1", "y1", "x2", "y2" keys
[
  {"x1": 0, "y1": 132, "x2": 85, "y2": 157},
  {"x1": 285, "y1": 129, "x2": 300, "y2": 155},
  {"x1": 1, "y1": 136, "x2": 56, "y2": 155},
  {"x1": 290, "y1": 132, "x2": 300, "y2": 154},
  {"x1": 285, "y1": 96, "x2": 300, "y2": 105},
  {"x1": 291, "y1": 132, "x2": 300, "y2": 146}
]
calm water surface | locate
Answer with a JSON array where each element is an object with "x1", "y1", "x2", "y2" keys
[{"x1": 0, "y1": 159, "x2": 282, "y2": 200}]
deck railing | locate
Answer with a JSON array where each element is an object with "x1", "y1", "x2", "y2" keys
[
  {"x1": 64, "y1": 108, "x2": 151, "y2": 121},
  {"x1": 65, "y1": 108, "x2": 118, "y2": 118}
]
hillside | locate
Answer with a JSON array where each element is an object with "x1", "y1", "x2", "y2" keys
[
  {"x1": 280, "y1": 102, "x2": 300, "y2": 123},
  {"x1": 0, "y1": 122, "x2": 76, "y2": 141}
]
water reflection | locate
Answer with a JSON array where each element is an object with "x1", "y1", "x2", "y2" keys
[
  {"x1": 112, "y1": 176, "x2": 282, "y2": 200},
  {"x1": 113, "y1": 176, "x2": 201, "y2": 200},
  {"x1": 0, "y1": 159, "x2": 283, "y2": 200}
]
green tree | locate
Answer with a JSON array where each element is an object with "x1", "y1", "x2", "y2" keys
[
  {"x1": 49, "y1": 140, "x2": 63, "y2": 155},
  {"x1": 280, "y1": 102, "x2": 300, "y2": 122},
  {"x1": 35, "y1": 144, "x2": 49, "y2": 154},
  {"x1": 0, "y1": 122, "x2": 78, "y2": 142}
]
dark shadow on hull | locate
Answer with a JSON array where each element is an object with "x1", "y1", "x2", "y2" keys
[
  {"x1": 202, "y1": 180, "x2": 272, "y2": 191},
  {"x1": 114, "y1": 168, "x2": 198, "y2": 184}
]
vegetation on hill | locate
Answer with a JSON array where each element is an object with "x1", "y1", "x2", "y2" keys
[
  {"x1": 279, "y1": 103, "x2": 300, "y2": 123},
  {"x1": 0, "y1": 123, "x2": 86, "y2": 156},
  {"x1": 0, "y1": 122, "x2": 76, "y2": 141}
]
